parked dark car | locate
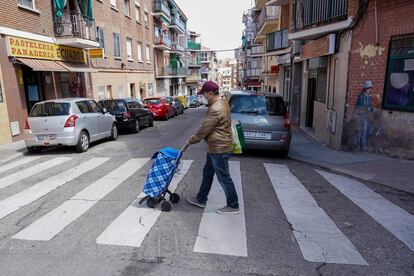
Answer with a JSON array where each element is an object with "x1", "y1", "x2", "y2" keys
[
  {"x1": 228, "y1": 91, "x2": 291, "y2": 157},
  {"x1": 98, "y1": 98, "x2": 154, "y2": 133},
  {"x1": 166, "y1": 96, "x2": 184, "y2": 115}
]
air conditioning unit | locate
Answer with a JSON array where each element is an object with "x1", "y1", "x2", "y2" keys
[{"x1": 326, "y1": 109, "x2": 337, "y2": 133}]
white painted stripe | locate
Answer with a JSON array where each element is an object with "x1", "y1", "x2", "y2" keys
[
  {"x1": 12, "y1": 158, "x2": 149, "y2": 241},
  {"x1": 0, "y1": 158, "x2": 109, "y2": 220},
  {"x1": 96, "y1": 160, "x2": 193, "y2": 247},
  {"x1": 264, "y1": 164, "x2": 367, "y2": 265},
  {"x1": 0, "y1": 156, "x2": 42, "y2": 174},
  {"x1": 193, "y1": 161, "x2": 247, "y2": 257},
  {"x1": 317, "y1": 170, "x2": 414, "y2": 252},
  {"x1": 0, "y1": 157, "x2": 72, "y2": 190}
]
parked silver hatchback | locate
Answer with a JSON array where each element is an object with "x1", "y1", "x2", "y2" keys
[
  {"x1": 24, "y1": 98, "x2": 118, "y2": 153},
  {"x1": 228, "y1": 91, "x2": 291, "y2": 156}
]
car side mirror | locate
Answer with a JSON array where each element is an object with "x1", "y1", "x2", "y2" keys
[{"x1": 102, "y1": 108, "x2": 108, "y2": 114}]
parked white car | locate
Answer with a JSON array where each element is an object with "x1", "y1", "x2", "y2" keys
[{"x1": 24, "y1": 98, "x2": 118, "y2": 153}]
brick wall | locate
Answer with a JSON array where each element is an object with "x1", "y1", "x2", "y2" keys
[
  {"x1": 0, "y1": 0, "x2": 54, "y2": 36},
  {"x1": 92, "y1": 0, "x2": 154, "y2": 72},
  {"x1": 347, "y1": 0, "x2": 414, "y2": 107}
]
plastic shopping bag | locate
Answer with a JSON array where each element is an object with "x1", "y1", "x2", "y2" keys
[{"x1": 231, "y1": 121, "x2": 244, "y2": 154}]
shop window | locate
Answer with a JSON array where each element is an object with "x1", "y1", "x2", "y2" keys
[
  {"x1": 113, "y1": 33, "x2": 121, "y2": 58},
  {"x1": 97, "y1": 86, "x2": 107, "y2": 100},
  {"x1": 383, "y1": 36, "x2": 414, "y2": 112},
  {"x1": 117, "y1": 85, "x2": 124, "y2": 98},
  {"x1": 18, "y1": 0, "x2": 35, "y2": 10}
]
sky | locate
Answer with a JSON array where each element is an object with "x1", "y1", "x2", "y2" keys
[{"x1": 175, "y1": 0, "x2": 253, "y2": 60}]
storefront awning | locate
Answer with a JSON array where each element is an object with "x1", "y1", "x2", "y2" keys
[
  {"x1": 17, "y1": 58, "x2": 96, "y2": 73},
  {"x1": 59, "y1": 62, "x2": 97, "y2": 72},
  {"x1": 17, "y1": 58, "x2": 68, "y2": 72}
]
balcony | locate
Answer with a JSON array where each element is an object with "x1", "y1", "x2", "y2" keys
[
  {"x1": 188, "y1": 59, "x2": 202, "y2": 67},
  {"x1": 169, "y1": 15, "x2": 186, "y2": 34},
  {"x1": 245, "y1": 68, "x2": 262, "y2": 78},
  {"x1": 267, "y1": 0, "x2": 289, "y2": 5},
  {"x1": 187, "y1": 75, "x2": 202, "y2": 83},
  {"x1": 255, "y1": 0, "x2": 267, "y2": 10},
  {"x1": 154, "y1": 34, "x2": 171, "y2": 50},
  {"x1": 257, "y1": 6, "x2": 280, "y2": 35},
  {"x1": 247, "y1": 45, "x2": 264, "y2": 56},
  {"x1": 153, "y1": 0, "x2": 171, "y2": 22},
  {"x1": 156, "y1": 66, "x2": 188, "y2": 78},
  {"x1": 187, "y1": 40, "x2": 201, "y2": 50},
  {"x1": 293, "y1": 0, "x2": 348, "y2": 32},
  {"x1": 267, "y1": 29, "x2": 288, "y2": 51},
  {"x1": 54, "y1": 12, "x2": 98, "y2": 48},
  {"x1": 171, "y1": 42, "x2": 186, "y2": 54}
]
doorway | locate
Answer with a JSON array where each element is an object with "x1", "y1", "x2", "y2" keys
[
  {"x1": 22, "y1": 66, "x2": 42, "y2": 113},
  {"x1": 306, "y1": 70, "x2": 317, "y2": 128}
]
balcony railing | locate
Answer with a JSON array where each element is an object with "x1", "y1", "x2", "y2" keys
[
  {"x1": 245, "y1": 68, "x2": 262, "y2": 77},
  {"x1": 157, "y1": 66, "x2": 188, "y2": 76},
  {"x1": 267, "y1": 29, "x2": 288, "y2": 51},
  {"x1": 172, "y1": 42, "x2": 185, "y2": 52},
  {"x1": 188, "y1": 59, "x2": 202, "y2": 66},
  {"x1": 187, "y1": 75, "x2": 202, "y2": 82},
  {"x1": 257, "y1": 6, "x2": 279, "y2": 31},
  {"x1": 247, "y1": 45, "x2": 263, "y2": 56},
  {"x1": 187, "y1": 40, "x2": 201, "y2": 50},
  {"x1": 293, "y1": 0, "x2": 348, "y2": 31},
  {"x1": 153, "y1": 0, "x2": 171, "y2": 18},
  {"x1": 171, "y1": 16, "x2": 186, "y2": 32},
  {"x1": 154, "y1": 34, "x2": 171, "y2": 48},
  {"x1": 55, "y1": 12, "x2": 96, "y2": 41}
]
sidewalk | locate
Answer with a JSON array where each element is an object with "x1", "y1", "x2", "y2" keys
[
  {"x1": 0, "y1": 140, "x2": 27, "y2": 164},
  {"x1": 289, "y1": 130, "x2": 414, "y2": 194}
]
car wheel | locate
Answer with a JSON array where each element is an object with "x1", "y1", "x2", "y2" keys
[
  {"x1": 76, "y1": 131, "x2": 90, "y2": 153},
  {"x1": 148, "y1": 115, "x2": 154, "y2": 127},
  {"x1": 27, "y1": 146, "x2": 42, "y2": 154},
  {"x1": 109, "y1": 123, "x2": 118, "y2": 140},
  {"x1": 132, "y1": 119, "x2": 140, "y2": 133},
  {"x1": 164, "y1": 113, "x2": 169, "y2": 121}
]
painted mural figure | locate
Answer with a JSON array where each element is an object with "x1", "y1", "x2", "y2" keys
[{"x1": 355, "y1": 80, "x2": 374, "y2": 151}]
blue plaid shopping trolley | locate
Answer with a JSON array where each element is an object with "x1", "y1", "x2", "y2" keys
[{"x1": 139, "y1": 144, "x2": 188, "y2": 212}]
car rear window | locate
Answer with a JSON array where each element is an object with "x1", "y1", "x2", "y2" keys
[
  {"x1": 144, "y1": 99, "x2": 161, "y2": 105},
  {"x1": 99, "y1": 100, "x2": 127, "y2": 112},
  {"x1": 229, "y1": 95, "x2": 285, "y2": 116},
  {"x1": 29, "y1": 102, "x2": 70, "y2": 117}
]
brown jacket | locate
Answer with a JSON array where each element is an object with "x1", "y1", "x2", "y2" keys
[{"x1": 189, "y1": 98, "x2": 233, "y2": 153}]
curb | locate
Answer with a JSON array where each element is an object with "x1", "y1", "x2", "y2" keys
[{"x1": 289, "y1": 155, "x2": 414, "y2": 196}]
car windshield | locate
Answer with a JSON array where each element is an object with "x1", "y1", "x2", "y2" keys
[
  {"x1": 189, "y1": 96, "x2": 197, "y2": 100},
  {"x1": 99, "y1": 100, "x2": 127, "y2": 112},
  {"x1": 144, "y1": 99, "x2": 161, "y2": 105},
  {"x1": 230, "y1": 95, "x2": 285, "y2": 116},
  {"x1": 29, "y1": 102, "x2": 70, "y2": 117}
]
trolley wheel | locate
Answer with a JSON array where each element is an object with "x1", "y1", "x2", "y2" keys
[
  {"x1": 170, "y1": 193, "x2": 180, "y2": 204},
  {"x1": 146, "y1": 197, "x2": 157, "y2": 208},
  {"x1": 160, "y1": 200, "x2": 172, "y2": 212}
]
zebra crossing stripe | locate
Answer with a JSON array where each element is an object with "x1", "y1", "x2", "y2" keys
[
  {"x1": 12, "y1": 158, "x2": 149, "y2": 241},
  {"x1": 96, "y1": 160, "x2": 193, "y2": 247},
  {"x1": 0, "y1": 157, "x2": 72, "y2": 190},
  {"x1": 193, "y1": 161, "x2": 247, "y2": 257},
  {"x1": 317, "y1": 170, "x2": 414, "y2": 252},
  {"x1": 0, "y1": 156, "x2": 42, "y2": 174},
  {"x1": 0, "y1": 158, "x2": 109, "y2": 220},
  {"x1": 264, "y1": 164, "x2": 367, "y2": 265}
]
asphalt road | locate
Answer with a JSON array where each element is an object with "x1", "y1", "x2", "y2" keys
[{"x1": 0, "y1": 107, "x2": 413, "y2": 276}]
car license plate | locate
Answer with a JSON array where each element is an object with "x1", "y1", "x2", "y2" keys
[
  {"x1": 37, "y1": 134, "x2": 56, "y2": 141},
  {"x1": 243, "y1": 131, "x2": 271, "y2": 140}
]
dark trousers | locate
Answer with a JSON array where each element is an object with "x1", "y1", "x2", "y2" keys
[{"x1": 197, "y1": 152, "x2": 239, "y2": 209}]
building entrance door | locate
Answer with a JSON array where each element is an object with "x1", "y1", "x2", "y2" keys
[
  {"x1": 22, "y1": 66, "x2": 42, "y2": 113},
  {"x1": 306, "y1": 70, "x2": 317, "y2": 128}
]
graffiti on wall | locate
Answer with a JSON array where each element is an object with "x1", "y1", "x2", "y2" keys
[{"x1": 343, "y1": 81, "x2": 388, "y2": 152}]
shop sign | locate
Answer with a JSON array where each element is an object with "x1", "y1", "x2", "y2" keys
[
  {"x1": 300, "y1": 34, "x2": 335, "y2": 60},
  {"x1": 270, "y1": 65, "x2": 280, "y2": 75},
  {"x1": 6, "y1": 36, "x2": 86, "y2": 63},
  {"x1": 89, "y1": 48, "x2": 104, "y2": 59}
]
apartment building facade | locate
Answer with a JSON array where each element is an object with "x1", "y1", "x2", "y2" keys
[
  {"x1": 152, "y1": 0, "x2": 188, "y2": 97},
  {"x1": 186, "y1": 31, "x2": 202, "y2": 95},
  {"x1": 90, "y1": 0, "x2": 156, "y2": 100},
  {"x1": 0, "y1": 0, "x2": 97, "y2": 144}
]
